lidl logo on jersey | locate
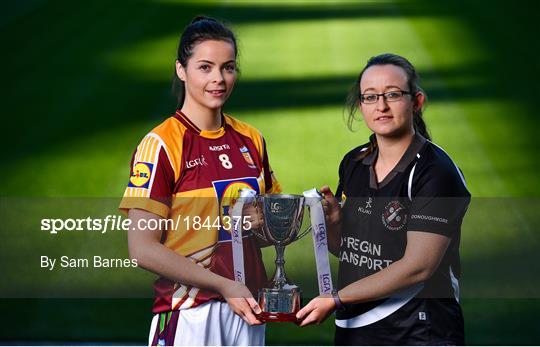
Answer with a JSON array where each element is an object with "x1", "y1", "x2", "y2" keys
[
  {"x1": 212, "y1": 177, "x2": 259, "y2": 241},
  {"x1": 239, "y1": 146, "x2": 256, "y2": 169},
  {"x1": 129, "y1": 162, "x2": 153, "y2": 188}
]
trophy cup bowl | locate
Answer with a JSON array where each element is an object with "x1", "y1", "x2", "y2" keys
[{"x1": 253, "y1": 194, "x2": 307, "y2": 323}]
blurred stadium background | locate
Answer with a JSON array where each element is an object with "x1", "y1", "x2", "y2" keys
[{"x1": 1, "y1": 0, "x2": 539, "y2": 345}]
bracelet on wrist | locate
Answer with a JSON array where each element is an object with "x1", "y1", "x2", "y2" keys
[{"x1": 331, "y1": 289, "x2": 345, "y2": 311}]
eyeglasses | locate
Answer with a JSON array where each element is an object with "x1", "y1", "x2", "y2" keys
[{"x1": 360, "y1": 90, "x2": 411, "y2": 104}]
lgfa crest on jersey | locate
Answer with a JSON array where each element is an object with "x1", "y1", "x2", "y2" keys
[{"x1": 239, "y1": 146, "x2": 257, "y2": 169}]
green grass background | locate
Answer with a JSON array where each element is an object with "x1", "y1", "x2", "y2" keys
[{"x1": 1, "y1": 0, "x2": 539, "y2": 345}]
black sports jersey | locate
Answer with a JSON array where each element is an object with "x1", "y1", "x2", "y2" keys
[{"x1": 334, "y1": 134, "x2": 470, "y2": 344}]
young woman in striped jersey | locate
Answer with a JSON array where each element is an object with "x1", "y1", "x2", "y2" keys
[{"x1": 120, "y1": 16, "x2": 280, "y2": 346}]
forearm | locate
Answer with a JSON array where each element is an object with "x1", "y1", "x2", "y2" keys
[
  {"x1": 327, "y1": 222, "x2": 342, "y2": 257},
  {"x1": 338, "y1": 258, "x2": 429, "y2": 305},
  {"x1": 130, "y1": 240, "x2": 230, "y2": 294},
  {"x1": 296, "y1": 232, "x2": 450, "y2": 327}
]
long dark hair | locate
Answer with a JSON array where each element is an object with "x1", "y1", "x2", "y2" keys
[
  {"x1": 172, "y1": 16, "x2": 238, "y2": 109},
  {"x1": 346, "y1": 53, "x2": 431, "y2": 158}
]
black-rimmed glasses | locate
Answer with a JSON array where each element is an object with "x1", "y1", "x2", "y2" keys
[{"x1": 360, "y1": 90, "x2": 411, "y2": 104}]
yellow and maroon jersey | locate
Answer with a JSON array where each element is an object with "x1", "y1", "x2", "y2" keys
[{"x1": 120, "y1": 111, "x2": 281, "y2": 314}]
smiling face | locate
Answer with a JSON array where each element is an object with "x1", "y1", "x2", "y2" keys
[
  {"x1": 359, "y1": 64, "x2": 424, "y2": 138},
  {"x1": 176, "y1": 39, "x2": 237, "y2": 112}
]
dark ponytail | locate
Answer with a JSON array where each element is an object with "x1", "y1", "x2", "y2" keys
[
  {"x1": 345, "y1": 53, "x2": 431, "y2": 159},
  {"x1": 172, "y1": 16, "x2": 238, "y2": 109}
]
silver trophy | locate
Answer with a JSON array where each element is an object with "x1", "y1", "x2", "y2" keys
[{"x1": 252, "y1": 194, "x2": 310, "y2": 322}]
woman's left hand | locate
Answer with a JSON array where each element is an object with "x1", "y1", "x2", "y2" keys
[
  {"x1": 295, "y1": 294, "x2": 336, "y2": 327},
  {"x1": 241, "y1": 203, "x2": 263, "y2": 230}
]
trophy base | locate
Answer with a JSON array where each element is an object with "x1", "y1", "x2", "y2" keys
[
  {"x1": 257, "y1": 311, "x2": 299, "y2": 323},
  {"x1": 257, "y1": 286, "x2": 301, "y2": 324}
]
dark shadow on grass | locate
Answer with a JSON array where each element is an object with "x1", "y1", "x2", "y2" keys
[
  {"x1": 231, "y1": 61, "x2": 533, "y2": 111},
  {"x1": 5, "y1": 59, "x2": 540, "y2": 165}
]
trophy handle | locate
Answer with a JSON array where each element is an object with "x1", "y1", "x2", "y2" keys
[
  {"x1": 296, "y1": 225, "x2": 312, "y2": 240},
  {"x1": 251, "y1": 227, "x2": 267, "y2": 242}
]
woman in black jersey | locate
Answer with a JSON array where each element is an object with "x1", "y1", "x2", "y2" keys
[{"x1": 296, "y1": 53, "x2": 470, "y2": 345}]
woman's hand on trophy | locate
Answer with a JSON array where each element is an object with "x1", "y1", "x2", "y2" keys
[
  {"x1": 295, "y1": 294, "x2": 336, "y2": 326},
  {"x1": 239, "y1": 201, "x2": 273, "y2": 248},
  {"x1": 241, "y1": 202, "x2": 264, "y2": 230},
  {"x1": 319, "y1": 185, "x2": 342, "y2": 226},
  {"x1": 320, "y1": 185, "x2": 343, "y2": 256},
  {"x1": 220, "y1": 279, "x2": 264, "y2": 326},
  {"x1": 228, "y1": 198, "x2": 263, "y2": 231}
]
